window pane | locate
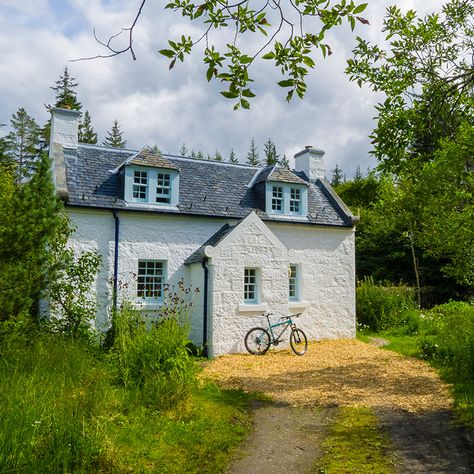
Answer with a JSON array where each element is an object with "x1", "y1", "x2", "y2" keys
[
  {"x1": 271, "y1": 186, "x2": 283, "y2": 211},
  {"x1": 137, "y1": 260, "x2": 164, "y2": 300},
  {"x1": 290, "y1": 188, "x2": 301, "y2": 213},
  {"x1": 289, "y1": 265, "x2": 298, "y2": 300},
  {"x1": 156, "y1": 173, "x2": 172, "y2": 204},
  {"x1": 133, "y1": 171, "x2": 148, "y2": 200},
  {"x1": 244, "y1": 268, "x2": 258, "y2": 303}
]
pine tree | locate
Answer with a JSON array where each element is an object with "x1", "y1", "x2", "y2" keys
[
  {"x1": 0, "y1": 131, "x2": 15, "y2": 174},
  {"x1": 5, "y1": 108, "x2": 42, "y2": 183},
  {"x1": 214, "y1": 150, "x2": 223, "y2": 161},
  {"x1": 353, "y1": 165, "x2": 364, "y2": 181},
  {"x1": 150, "y1": 145, "x2": 162, "y2": 154},
  {"x1": 179, "y1": 143, "x2": 188, "y2": 156},
  {"x1": 102, "y1": 120, "x2": 127, "y2": 148},
  {"x1": 246, "y1": 138, "x2": 260, "y2": 166},
  {"x1": 50, "y1": 66, "x2": 82, "y2": 110},
  {"x1": 196, "y1": 151, "x2": 204, "y2": 159},
  {"x1": 0, "y1": 152, "x2": 63, "y2": 320},
  {"x1": 331, "y1": 164, "x2": 344, "y2": 187},
  {"x1": 264, "y1": 138, "x2": 279, "y2": 166},
  {"x1": 279, "y1": 154, "x2": 290, "y2": 169},
  {"x1": 229, "y1": 148, "x2": 238, "y2": 163},
  {"x1": 78, "y1": 110, "x2": 98, "y2": 144}
]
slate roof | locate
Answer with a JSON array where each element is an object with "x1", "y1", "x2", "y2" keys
[
  {"x1": 115, "y1": 147, "x2": 179, "y2": 171},
  {"x1": 184, "y1": 224, "x2": 235, "y2": 264},
  {"x1": 254, "y1": 165, "x2": 308, "y2": 186},
  {"x1": 63, "y1": 143, "x2": 357, "y2": 227}
]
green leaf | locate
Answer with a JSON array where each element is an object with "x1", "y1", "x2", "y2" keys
[
  {"x1": 241, "y1": 98, "x2": 250, "y2": 109},
  {"x1": 240, "y1": 56, "x2": 253, "y2": 65},
  {"x1": 278, "y1": 79, "x2": 294, "y2": 88},
  {"x1": 353, "y1": 3, "x2": 368, "y2": 14},
  {"x1": 262, "y1": 52, "x2": 275, "y2": 60},
  {"x1": 241, "y1": 88, "x2": 256, "y2": 98},
  {"x1": 220, "y1": 90, "x2": 240, "y2": 99},
  {"x1": 159, "y1": 49, "x2": 175, "y2": 59}
]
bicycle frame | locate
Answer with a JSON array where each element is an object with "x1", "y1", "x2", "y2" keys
[{"x1": 265, "y1": 314, "x2": 297, "y2": 345}]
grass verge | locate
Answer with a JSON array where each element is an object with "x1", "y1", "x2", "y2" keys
[{"x1": 314, "y1": 407, "x2": 395, "y2": 473}]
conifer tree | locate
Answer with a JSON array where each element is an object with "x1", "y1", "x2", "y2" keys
[
  {"x1": 5, "y1": 108, "x2": 41, "y2": 183},
  {"x1": 179, "y1": 143, "x2": 188, "y2": 156},
  {"x1": 229, "y1": 148, "x2": 238, "y2": 163},
  {"x1": 196, "y1": 151, "x2": 204, "y2": 159},
  {"x1": 50, "y1": 66, "x2": 82, "y2": 110},
  {"x1": 331, "y1": 164, "x2": 344, "y2": 187},
  {"x1": 103, "y1": 120, "x2": 127, "y2": 148},
  {"x1": 353, "y1": 165, "x2": 364, "y2": 181},
  {"x1": 279, "y1": 154, "x2": 290, "y2": 169},
  {"x1": 246, "y1": 138, "x2": 260, "y2": 166},
  {"x1": 78, "y1": 110, "x2": 98, "y2": 144},
  {"x1": 150, "y1": 145, "x2": 162, "y2": 154},
  {"x1": 264, "y1": 138, "x2": 279, "y2": 166},
  {"x1": 0, "y1": 153, "x2": 62, "y2": 320},
  {"x1": 214, "y1": 150, "x2": 223, "y2": 161}
]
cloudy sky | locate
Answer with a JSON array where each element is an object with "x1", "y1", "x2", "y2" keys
[{"x1": 0, "y1": 0, "x2": 444, "y2": 178}]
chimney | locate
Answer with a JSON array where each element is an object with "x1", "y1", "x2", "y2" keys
[
  {"x1": 294, "y1": 145, "x2": 325, "y2": 183},
  {"x1": 49, "y1": 107, "x2": 80, "y2": 152}
]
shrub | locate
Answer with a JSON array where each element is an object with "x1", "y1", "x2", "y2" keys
[
  {"x1": 109, "y1": 283, "x2": 197, "y2": 410},
  {"x1": 418, "y1": 302, "x2": 474, "y2": 380},
  {"x1": 356, "y1": 277, "x2": 417, "y2": 331}
]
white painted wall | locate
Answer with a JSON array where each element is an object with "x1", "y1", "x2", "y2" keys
[{"x1": 67, "y1": 208, "x2": 355, "y2": 355}]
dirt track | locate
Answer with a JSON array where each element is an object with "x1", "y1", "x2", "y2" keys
[{"x1": 203, "y1": 340, "x2": 473, "y2": 473}]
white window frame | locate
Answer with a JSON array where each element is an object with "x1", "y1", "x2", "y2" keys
[
  {"x1": 136, "y1": 259, "x2": 166, "y2": 303},
  {"x1": 288, "y1": 264, "x2": 300, "y2": 301},
  {"x1": 244, "y1": 268, "x2": 259, "y2": 304},
  {"x1": 265, "y1": 182, "x2": 308, "y2": 217},
  {"x1": 125, "y1": 166, "x2": 179, "y2": 207},
  {"x1": 132, "y1": 170, "x2": 148, "y2": 202}
]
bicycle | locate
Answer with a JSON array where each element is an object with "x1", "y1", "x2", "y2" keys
[{"x1": 244, "y1": 312, "x2": 308, "y2": 356}]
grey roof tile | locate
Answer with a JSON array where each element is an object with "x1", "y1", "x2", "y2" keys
[{"x1": 63, "y1": 144, "x2": 355, "y2": 227}]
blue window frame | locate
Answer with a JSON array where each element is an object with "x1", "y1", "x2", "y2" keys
[
  {"x1": 265, "y1": 182, "x2": 307, "y2": 216},
  {"x1": 125, "y1": 166, "x2": 179, "y2": 206}
]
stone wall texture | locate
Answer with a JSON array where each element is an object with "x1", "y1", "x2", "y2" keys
[{"x1": 67, "y1": 208, "x2": 355, "y2": 355}]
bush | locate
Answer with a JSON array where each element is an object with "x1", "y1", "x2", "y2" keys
[
  {"x1": 356, "y1": 277, "x2": 417, "y2": 331},
  {"x1": 0, "y1": 324, "x2": 114, "y2": 471},
  {"x1": 109, "y1": 287, "x2": 197, "y2": 410},
  {"x1": 418, "y1": 302, "x2": 474, "y2": 380}
]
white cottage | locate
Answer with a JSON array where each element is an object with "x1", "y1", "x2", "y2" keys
[{"x1": 49, "y1": 107, "x2": 358, "y2": 356}]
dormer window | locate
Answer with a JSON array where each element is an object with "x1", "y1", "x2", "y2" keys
[
  {"x1": 133, "y1": 170, "x2": 148, "y2": 201},
  {"x1": 124, "y1": 166, "x2": 179, "y2": 207},
  {"x1": 290, "y1": 188, "x2": 301, "y2": 213},
  {"x1": 265, "y1": 181, "x2": 308, "y2": 217},
  {"x1": 156, "y1": 172, "x2": 171, "y2": 203},
  {"x1": 271, "y1": 186, "x2": 283, "y2": 212}
]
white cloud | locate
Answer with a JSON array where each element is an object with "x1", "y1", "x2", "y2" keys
[{"x1": 0, "y1": 0, "x2": 446, "y2": 177}]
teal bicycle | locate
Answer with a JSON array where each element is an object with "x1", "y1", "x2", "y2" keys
[{"x1": 244, "y1": 313, "x2": 308, "y2": 356}]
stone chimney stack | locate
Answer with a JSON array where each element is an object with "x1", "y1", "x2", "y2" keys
[
  {"x1": 294, "y1": 145, "x2": 325, "y2": 183},
  {"x1": 49, "y1": 107, "x2": 80, "y2": 152}
]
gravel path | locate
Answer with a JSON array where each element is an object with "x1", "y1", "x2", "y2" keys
[{"x1": 203, "y1": 340, "x2": 473, "y2": 473}]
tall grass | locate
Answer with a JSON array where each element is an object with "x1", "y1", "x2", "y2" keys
[
  {"x1": 356, "y1": 277, "x2": 417, "y2": 331},
  {"x1": 109, "y1": 302, "x2": 196, "y2": 410},
  {"x1": 0, "y1": 324, "x2": 114, "y2": 471}
]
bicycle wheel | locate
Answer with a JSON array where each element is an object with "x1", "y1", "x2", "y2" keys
[
  {"x1": 290, "y1": 328, "x2": 307, "y2": 356},
  {"x1": 244, "y1": 327, "x2": 271, "y2": 355}
]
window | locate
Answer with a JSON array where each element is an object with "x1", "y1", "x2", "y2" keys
[
  {"x1": 266, "y1": 182, "x2": 307, "y2": 216},
  {"x1": 290, "y1": 188, "x2": 301, "y2": 213},
  {"x1": 156, "y1": 173, "x2": 171, "y2": 203},
  {"x1": 244, "y1": 268, "x2": 258, "y2": 303},
  {"x1": 125, "y1": 166, "x2": 179, "y2": 207},
  {"x1": 271, "y1": 186, "x2": 283, "y2": 211},
  {"x1": 137, "y1": 260, "x2": 165, "y2": 301},
  {"x1": 133, "y1": 170, "x2": 148, "y2": 200},
  {"x1": 289, "y1": 264, "x2": 299, "y2": 301}
]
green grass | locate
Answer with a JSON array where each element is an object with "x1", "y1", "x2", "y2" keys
[
  {"x1": 314, "y1": 407, "x2": 395, "y2": 473},
  {"x1": 0, "y1": 330, "x2": 254, "y2": 472}
]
